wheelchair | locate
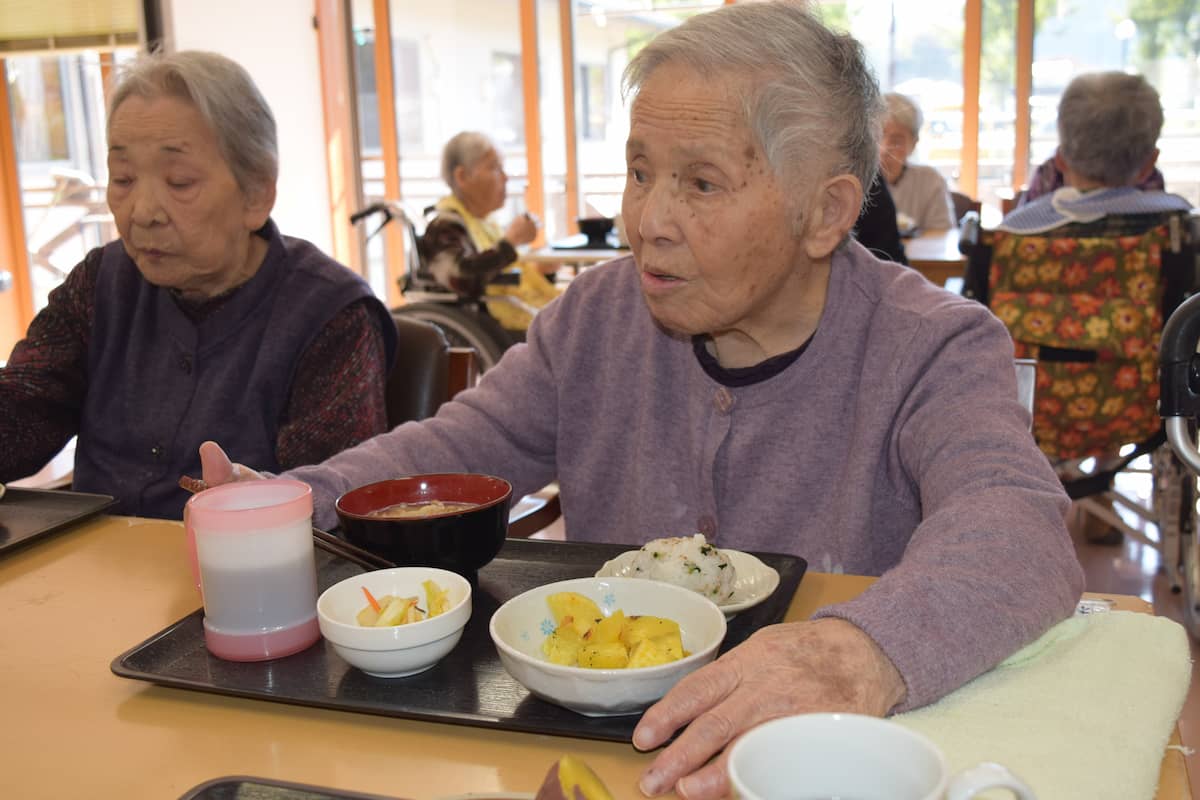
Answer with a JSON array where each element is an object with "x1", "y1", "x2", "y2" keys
[
  {"x1": 351, "y1": 201, "x2": 537, "y2": 373},
  {"x1": 962, "y1": 209, "x2": 1200, "y2": 637},
  {"x1": 1160, "y1": 287, "x2": 1200, "y2": 638}
]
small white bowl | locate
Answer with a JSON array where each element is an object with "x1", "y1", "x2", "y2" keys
[
  {"x1": 489, "y1": 577, "x2": 727, "y2": 717},
  {"x1": 317, "y1": 566, "x2": 472, "y2": 677}
]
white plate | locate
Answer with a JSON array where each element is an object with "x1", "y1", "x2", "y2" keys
[{"x1": 594, "y1": 548, "x2": 780, "y2": 619}]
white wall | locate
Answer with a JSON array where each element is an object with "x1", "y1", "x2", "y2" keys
[{"x1": 162, "y1": 0, "x2": 333, "y2": 254}]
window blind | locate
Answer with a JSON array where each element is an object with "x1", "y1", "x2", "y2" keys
[{"x1": 0, "y1": 0, "x2": 140, "y2": 53}]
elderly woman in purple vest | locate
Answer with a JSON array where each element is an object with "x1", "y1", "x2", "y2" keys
[
  {"x1": 196, "y1": 5, "x2": 1081, "y2": 798},
  {"x1": 0, "y1": 51, "x2": 396, "y2": 519}
]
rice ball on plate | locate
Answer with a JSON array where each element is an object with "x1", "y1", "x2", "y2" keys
[{"x1": 629, "y1": 534, "x2": 736, "y2": 602}]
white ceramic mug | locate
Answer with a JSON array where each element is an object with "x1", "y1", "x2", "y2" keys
[{"x1": 728, "y1": 713, "x2": 1036, "y2": 800}]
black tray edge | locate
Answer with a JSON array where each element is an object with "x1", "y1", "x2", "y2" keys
[
  {"x1": 0, "y1": 488, "x2": 117, "y2": 558},
  {"x1": 179, "y1": 774, "x2": 409, "y2": 800}
]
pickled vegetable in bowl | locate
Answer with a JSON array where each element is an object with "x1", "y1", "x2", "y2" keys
[
  {"x1": 318, "y1": 566, "x2": 472, "y2": 678},
  {"x1": 357, "y1": 579, "x2": 449, "y2": 627}
]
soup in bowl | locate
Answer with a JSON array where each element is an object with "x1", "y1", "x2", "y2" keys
[{"x1": 335, "y1": 474, "x2": 512, "y2": 577}]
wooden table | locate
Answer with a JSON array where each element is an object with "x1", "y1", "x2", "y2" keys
[
  {"x1": 0, "y1": 515, "x2": 1189, "y2": 799},
  {"x1": 527, "y1": 233, "x2": 968, "y2": 288},
  {"x1": 905, "y1": 228, "x2": 966, "y2": 287},
  {"x1": 525, "y1": 246, "x2": 626, "y2": 269}
]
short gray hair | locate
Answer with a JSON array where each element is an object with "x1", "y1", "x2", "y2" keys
[
  {"x1": 623, "y1": 1, "x2": 882, "y2": 197},
  {"x1": 883, "y1": 93, "x2": 923, "y2": 141},
  {"x1": 1057, "y1": 71, "x2": 1163, "y2": 187},
  {"x1": 107, "y1": 50, "x2": 278, "y2": 193},
  {"x1": 441, "y1": 131, "x2": 496, "y2": 190}
]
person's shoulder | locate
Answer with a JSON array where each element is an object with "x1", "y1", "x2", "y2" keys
[
  {"x1": 276, "y1": 231, "x2": 371, "y2": 288},
  {"x1": 839, "y1": 242, "x2": 995, "y2": 332},
  {"x1": 533, "y1": 255, "x2": 643, "y2": 333},
  {"x1": 559, "y1": 254, "x2": 639, "y2": 299},
  {"x1": 909, "y1": 163, "x2": 950, "y2": 191},
  {"x1": 994, "y1": 193, "x2": 1058, "y2": 233},
  {"x1": 1132, "y1": 190, "x2": 1192, "y2": 212}
]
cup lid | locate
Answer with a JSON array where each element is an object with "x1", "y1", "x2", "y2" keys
[{"x1": 186, "y1": 479, "x2": 313, "y2": 533}]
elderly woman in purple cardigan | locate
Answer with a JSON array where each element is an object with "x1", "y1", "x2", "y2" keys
[{"x1": 198, "y1": 4, "x2": 1082, "y2": 798}]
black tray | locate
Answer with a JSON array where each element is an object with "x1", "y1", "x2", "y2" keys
[
  {"x1": 180, "y1": 776, "x2": 408, "y2": 800},
  {"x1": 112, "y1": 539, "x2": 806, "y2": 742},
  {"x1": 0, "y1": 486, "x2": 116, "y2": 557}
]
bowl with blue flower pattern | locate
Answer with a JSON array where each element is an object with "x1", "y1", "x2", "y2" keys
[{"x1": 488, "y1": 576, "x2": 727, "y2": 717}]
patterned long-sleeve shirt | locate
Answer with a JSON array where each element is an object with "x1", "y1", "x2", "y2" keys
[
  {"x1": 420, "y1": 210, "x2": 518, "y2": 299},
  {"x1": 0, "y1": 247, "x2": 389, "y2": 484}
]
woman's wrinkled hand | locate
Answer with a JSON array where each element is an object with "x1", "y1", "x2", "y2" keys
[
  {"x1": 631, "y1": 618, "x2": 907, "y2": 800},
  {"x1": 504, "y1": 213, "x2": 539, "y2": 247},
  {"x1": 178, "y1": 441, "x2": 264, "y2": 494}
]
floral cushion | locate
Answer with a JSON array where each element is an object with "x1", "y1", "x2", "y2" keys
[{"x1": 986, "y1": 225, "x2": 1169, "y2": 460}]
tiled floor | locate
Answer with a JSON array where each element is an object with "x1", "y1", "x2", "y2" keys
[{"x1": 1069, "y1": 469, "x2": 1199, "y2": 798}]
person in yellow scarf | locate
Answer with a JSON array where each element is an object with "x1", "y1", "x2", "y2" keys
[{"x1": 421, "y1": 131, "x2": 561, "y2": 334}]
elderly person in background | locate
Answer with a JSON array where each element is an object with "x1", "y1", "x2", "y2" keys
[
  {"x1": 1019, "y1": 73, "x2": 1166, "y2": 206},
  {"x1": 854, "y1": 173, "x2": 908, "y2": 264},
  {"x1": 197, "y1": 4, "x2": 1081, "y2": 798},
  {"x1": 1000, "y1": 71, "x2": 1186, "y2": 233},
  {"x1": 879, "y1": 92, "x2": 956, "y2": 231},
  {"x1": 422, "y1": 131, "x2": 558, "y2": 336},
  {"x1": 0, "y1": 50, "x2": 396, "y2": 519},
  {"x1": 1021, "y1": 152, "x2": 1165, "y2": 206}
]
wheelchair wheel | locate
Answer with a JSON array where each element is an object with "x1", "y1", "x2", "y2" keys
[
  {"x1": 393, "y1": 302, "x2": 513, "y2": 373},
  {"x1": 1180, "y1": 477, "x2": 1200, "y2": 638}
]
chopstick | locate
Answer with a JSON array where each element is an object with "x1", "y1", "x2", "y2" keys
[
  {"x1": 311, "y1": 527, "x2": 395, "y2": 571},
  {"x1": 177, "y1": 476, "x2": 394, "y2": 571}
]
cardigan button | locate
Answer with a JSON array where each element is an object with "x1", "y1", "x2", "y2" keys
[
  {"x1": 713, "y1": 388, "x2": 733, "y2": 414},
  {"x1": 178, "y1": 355, "x2": 193, "y2": 374},
  {"x1": 150, "y1": 445, "x2": 163, "y2": 459}
]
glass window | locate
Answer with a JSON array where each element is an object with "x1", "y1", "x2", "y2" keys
[
  {"x1": 350, "y1": 0, "x2": 528, "y2": 297},
  {"x1": 7, "y1": 51, "x2": 125, "y2": 312},
  {"x1": 1030, "y1": 0, "x2": 1200, "y2": 206},
  {"x1": 573, "y1": 1, "x2": 726, "y2": 220},
  {"x1": 821, "y1": 0, "x2": 968, "y2": 196},
  {"x1": 490, "y1": 52, "x2": 525, "y2": 147},
  {"x1": 579, "y1": 63, "x2": 607, "y2": 141},
  {"x1": 978, "y1": 0, "x2": 1018, "y2": 214},
  {"x1": 394, "y1": 40, "x2": 423, "y2": 150},
  {"x1": 536, "y1": 0, "x2": 569, "y2": 238}
]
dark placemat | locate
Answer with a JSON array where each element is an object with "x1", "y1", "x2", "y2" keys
[
  {"x1": 0, "y1": 487, "x2": 116, "y2": 557},
  {"x1": 179, "y1": 776, "x2": 409, "y2": 800},
  {"x1": 113, "y1": 539, "x2": 806, "y2": 742}
]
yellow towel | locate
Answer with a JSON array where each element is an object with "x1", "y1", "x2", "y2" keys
[{"x1": 895, "y1": 611, "x2": 1190, "y2": 800}]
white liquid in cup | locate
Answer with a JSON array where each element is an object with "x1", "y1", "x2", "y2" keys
[
  {"x1": 196, "y1": 519, "x2": 317, "y2": 635},
  {"x1": 187, "y1": 480, "x2": 321, "y2": 661}
]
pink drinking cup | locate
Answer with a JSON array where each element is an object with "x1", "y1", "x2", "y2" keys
[{"x1": 184, "y1": 479, "x2": 321, "y2": 661}]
